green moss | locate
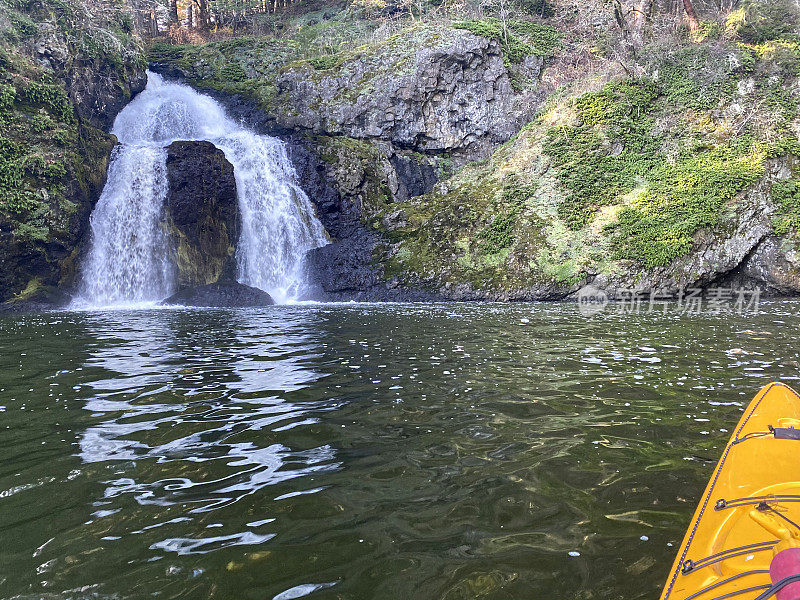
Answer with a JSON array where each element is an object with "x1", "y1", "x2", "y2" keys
[
  {"x1": 544, "y1": 79, "x2": 661, "y2": 230},
  {"x1": 606, "y1": 140, "x2": 767, "y2": 267},
  {"x1": 0, "y1": 83, "x2": 15, "y2": 108},
  {"x1": 0, "y1": 65, "x2": 81, "y2": 216},
  {"x1": 543, "y1": 63, "x2": 780, "y2": 268},
  {"x1": 382, "y1": 169, "x2": 548, "y2": 291},
  {"x1": 14, "y1": 221, "x2": 48, "y2": 242},
  {"x1": 696, "y1": 20, "x2": 723, "y2": 41},
  {"x1": 29, "y1": 112, "x2": 54, "y2": 133},
  {"x1": 6, "y1": 10, "x2": 38, "y2": 40},
  {"x1": 767, "y1": 137, "x2": 800, "y2": 159},
  {"x1": 772, "y1": 179, "x2": 800, "y2": 237},
  {"x1": 475, "y1": 183, "x2": 538, "y2": 254},
  {"x1": 147, "y1": 41, "x2": 190, "y2": 64},
  {"x1": 218, "y1": 62, "x2": 248, "y2": 82},
  {"x1": 478, "y1": 212, "x2": 516, "y2": 254},
  {"x1": 453, "y1": 18, "x2": 560, "y2": 66},
  {"x1": 11, "y1": 277, "x2": 42, "y2": 301},
  {"x1": 507, "y1": 20, "x2": 561, "y2": 56},
  {"x1": 307, "y1": 54, "x2": 340, "y2": 70},
  {"x1": 518, "y1": 0, "x2": 554, "y2": 18},
  {"x1": 22, "y1": 80, "x2": 74, "y2": 122}
]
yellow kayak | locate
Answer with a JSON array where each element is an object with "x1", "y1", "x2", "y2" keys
[{"x1": 662, "y1": 382, "x2": 800, "y2": 600}]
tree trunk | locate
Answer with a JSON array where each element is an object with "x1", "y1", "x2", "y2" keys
[
  {"x1": 193, "y1": 0, "x2": 209, "y2": 29},
  {"x1": 682, "y1": 0, "x2": 700, "y2": 31},
  {"x1": 633, "y1": 0, "x2": 654, "y2": 45},
  {"x1": 169, "y1": 0, "x2": 178, "y2": 24}
]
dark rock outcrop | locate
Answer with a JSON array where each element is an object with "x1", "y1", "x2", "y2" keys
[
  {"x1": 33, "y1": 22, "x2": 147, "y2": 132},
  {"x1": 287, "y1": 135, "x2": 439, "y2": 301},
  {"x1": 165, "y1": 141, "x2": 240, "y2": 287},
  {"x1": 161, "y1": 282, "x2": 274, "y2": 307}
]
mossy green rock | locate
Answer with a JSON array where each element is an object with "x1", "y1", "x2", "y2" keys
[
  {"x1": 0, "y1": 0, "x2": 146, "y2": 304},
  {"x1": 150, "y1": 25, "x2": 545, "y2": 163}
]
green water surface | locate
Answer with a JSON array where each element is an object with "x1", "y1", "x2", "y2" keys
[{"x1": 1, "y1": 302, "x2": 798, "y2": 599}]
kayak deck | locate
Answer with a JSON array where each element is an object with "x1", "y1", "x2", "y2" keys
[{"x1": 662, "y1": 382, "x2": 800, "y2": 600}]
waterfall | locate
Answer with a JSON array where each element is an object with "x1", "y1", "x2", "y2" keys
[{"x1": 74, "y1": 71, "x2": 328, "y2": 308}]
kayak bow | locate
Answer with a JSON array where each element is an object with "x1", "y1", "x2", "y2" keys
[{"x1": 662, "y1": 382, "x2": 800, "y2": 600}]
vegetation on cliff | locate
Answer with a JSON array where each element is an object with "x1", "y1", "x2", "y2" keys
[
  {"x1": 0, "y1": 0, "x2": 145, "y2": 302},
  {"x1": 373, "y1": 0, "x2": 800, "y2": 296},
  {"x1": 6, "y1": 0, "x2": 800, "y2": 302}
]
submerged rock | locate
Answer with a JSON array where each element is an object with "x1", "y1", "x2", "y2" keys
[
  {"x1": 161, "y1": 282, "x2": 274, "y2": 307},
  {"x1": 165, "y1": 141, "x2": 240, "y2": 287}
]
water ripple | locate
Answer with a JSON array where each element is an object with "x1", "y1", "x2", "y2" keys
[{"x1": 2, "y1": 302, "x2": 800, "y2": 599}]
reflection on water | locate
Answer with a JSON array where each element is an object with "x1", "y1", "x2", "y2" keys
[
  {"x1": 1, "y1": 302, "x2": 800, "y2": 599},
  {"x1": 76, "y1": 309, "x2": 340, "y2": 572}
]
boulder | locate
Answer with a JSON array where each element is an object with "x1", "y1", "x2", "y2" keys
[
  {"x1": 165, "y1": 141, "x2": 240, "y2": 287},
  {"x1": 161, "y1": 282, "x2": 274, "y2": 307}
]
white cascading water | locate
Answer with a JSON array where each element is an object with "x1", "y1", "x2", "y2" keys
[{"x1": 74, "y1": 71, "x2": 328, "y2": 308}]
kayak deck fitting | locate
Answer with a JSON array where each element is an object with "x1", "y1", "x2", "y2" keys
[{"x1": 661, "y1": 382, "x2": 800, "y2": 600}]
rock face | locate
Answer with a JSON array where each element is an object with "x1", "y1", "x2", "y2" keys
[
  {"x1": 33, "y1": 21, "x2": 146, "y2": 132},
  {"x1": 287, "y1": 136, "x2": 439, "y2": 301},
  {"x1": 165, "y1": 141, "x2": 240, "y2": 287},
  {"x1": 161, "y1": 282, "x2": 274, "y2": 307},
  {"x1": 150, "y1": 26, "x2": 544, "y2": 164},
  {"x1": 271, "y1": 33, "x2": 529, "y2": 161},
  {"x1": 0, "y1": 0, "x2": 147, "y2": 306}
]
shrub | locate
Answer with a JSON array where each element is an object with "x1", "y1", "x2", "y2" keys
[
  {"x1": 772, "y1": 179, "x2": 800, "y2": 236},
  {"x1": 478, "y1": 212, "x2": 516, "y2": 254},
  {"x1": 308, "y1": 55, "x2": 340, "y2": 70},
  {"x1": 147, "y1": 42, "x2": 188, "y2": 63},
  {"x1": 453, "y1": 18, "x2": 560, "y2": 67},
  {"x1": 22, "y1": 81, "x2": 74, "y2": 122},
  {"x1": 518, "y1": 0, "x2": 554, "y2": 18},
  {"x1": 218, "y1": 62, "x2": 248, "y2": 82},
  {"x1": 30, "y1": 113, "x2": 54, "y2": 133},
  {"x1": 726, "y1": 0, "x2": 800, "y2": 44},
  {"x1": 0, "y1": 83, "x2": 16, "y2": 108}
]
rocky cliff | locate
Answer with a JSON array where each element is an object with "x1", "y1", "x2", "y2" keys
[
  {"x1": 149, "y1": 23, "x2": 551, "y2": 163},
  {"x1": 148, "y1": 1, "x2": 800, "y2": 302},
  {"x1": 5, "y1": 0, "x2": 800, "y2": 305},
  {"x1": 0, "y1": 0, "x2": 146, "y2": 306}
]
